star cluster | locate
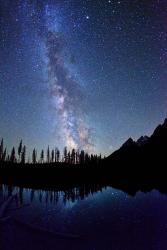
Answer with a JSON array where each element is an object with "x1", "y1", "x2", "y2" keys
[{"x1": 0, "y1": 0, "x2": 167, "y2": 156}]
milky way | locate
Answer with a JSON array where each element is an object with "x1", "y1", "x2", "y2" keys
[
  {"x1": 45, "y1": 31, "x2": 93, "y2": 151},
  {"x1": 0, "y1": 0, "x2": 167, "y2": 156}
]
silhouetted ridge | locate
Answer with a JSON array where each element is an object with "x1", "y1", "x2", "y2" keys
[
  {"x1": 121, "y1": 138, "x2": 136, "y2": 148},
  {"x1": 151, "y1": 119, "x2": 167, "y2": 138},
  {"x1": 136, "y1": 136, "x2": 149, "y2": 146},
  {"x1": 105, "y1": 118, "x2": 167, "y2": 166},
  {"x1": 163, "y1": 118, "x2": 167, "y2": 126}
]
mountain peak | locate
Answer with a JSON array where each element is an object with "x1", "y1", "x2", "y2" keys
[
  {"x1": 137, "y1": 136, "x2": 149, "y2": 146},
  {"x1": 106, "y1": 117, "x2": 167, "y2": 163},
  {"x1": 122, "y1": 137, "x2": 136, "y2": 148},
  {"x1": 152, "y1": 118, "x2": 167, "y2": 138},
  {"x1": 163, "y1": 118, "x2": 167, "y2": 127}
]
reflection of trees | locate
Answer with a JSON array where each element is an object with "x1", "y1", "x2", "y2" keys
[{"x1": 3, "y1": 184, "x2": 105, "y2": 205}]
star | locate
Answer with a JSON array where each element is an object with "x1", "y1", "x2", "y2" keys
[{"x1": 0, "y1": 0, "x2": 166, "y2": 157}]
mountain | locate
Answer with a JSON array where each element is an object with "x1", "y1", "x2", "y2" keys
[
  {"x1": 118, "y1": 135, "x2": 149, "y2": 149},
  {"x1": 103, "y1": 118, "x2": 167, "y2": 171},
  {"x1": 136, "y1": 136, "x2": 149, "y2": 146},
  {"x1": 121, "y1": 138, "x2": 137, "y2": 148},
  {"x1": 99, "y1": 118, "x2": 167, "y2": 194}
]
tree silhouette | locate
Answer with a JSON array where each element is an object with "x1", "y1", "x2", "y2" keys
[
  {"x1": 0, "y1": 138, "x2": 3, "y2": 161},
  {"x1": 85, "y1": 152, "x2": 90, "y2": 164},
  {"x1": 2, "y1": 148, "x2": 6, "y2": 162},
  {"x1": 21, "y1": 145, "x2": 26, "y2": 164},
  {"x1": 18, "y1": 140, "x2": 22, "y2": 163},
  {"x1": 51, "y1": 149, "x2": 54, "y2": 163},
  {"x1": 32, "y1": 148, "x2": 37, "y2": 164},
  {"x1": 71, "y1": 148, "x2": 76, "y2": 164},
  {"x1": 76, "y1": 149, "x2": 80, "y2": 164},
  {"x1": 67, "y1": 151, "x2": 71, "y2": 164},
  {"x1": 80, "y1": 150, "x2": 85, "y2": 164},
  {"x1": 47, "y1": 146, "x2": 50, "y2": 163},
  {"x1": 40, "y1": 150, "x2": 44, "y2": 163},
  {"x1": 0, "y1": 137, "x2": 103, "y2": 166},
  {"x1": 64, "y1": 146, "x2": 67, "y2": 163},
  {"x1": 10, "y1": 147, "x2": 16, "y2": 163},
  {"x1": 55, "y1": 148, "x2": 60, "y2": 162}
]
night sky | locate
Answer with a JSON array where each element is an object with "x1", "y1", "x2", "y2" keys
[{"x1": 0, "y1": 0, "x2": 167, "y2": 157}]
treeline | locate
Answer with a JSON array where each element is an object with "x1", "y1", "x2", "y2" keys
[{"x1": 0, "y1": 139, "x2": 102, "y2": 165}]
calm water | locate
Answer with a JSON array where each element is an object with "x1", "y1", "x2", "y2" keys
[{"x1": 1, "y1": 185, "x2": 167, "y2": 250}]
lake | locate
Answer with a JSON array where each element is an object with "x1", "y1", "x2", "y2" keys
[{"x1": 1, "y1": 184, "x2": 167, "y2": 250}]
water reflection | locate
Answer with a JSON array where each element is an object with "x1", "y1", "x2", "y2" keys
[
  {"x1": 1, "y1": 183, "x2": 167, "y2": 250},
  {"x1": 1, "y1": 184, "x2": 106, "y2": 205}
]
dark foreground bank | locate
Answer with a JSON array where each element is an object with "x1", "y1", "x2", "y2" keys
[{"x1": 0, "y1": 160, "x2": 167, "y2": 196}]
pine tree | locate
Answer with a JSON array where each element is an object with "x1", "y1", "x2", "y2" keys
[
  {"x1": 76, "y1": 149, "x2": 80, "y2": 164},
  {"x1": 32, "y1": 148, "x2": 37, "y2": 164},
  {"x1": 51, "y1": 149, "x2": 54, "y2": 163},
  {"x1": 64, "y1": 146, "x2": 67, "y2": 163},
  {"x1": 80, "y1": 150, "x2": 85, "y2": 164},
  {"x1": 85, "y1": 153, "x2": 90, "y2": 164},
  {"x1": 40, "y1": 150, "x2": 44, "y2": 163},
  {"x1": 67, "y1": 151, "x2": 71, "y2": 164},
  {"x1": 56, "y1": 149, "x2": 60, "y2": 162},
  {"x1": 0, "y1": 138, "x2": 3, "y2": 161},
  {"x1": 55, "y1": 148, "x2": 57, "y2": 162},
  {"x1": 71, "y1": 148, "x2": 76, "y2": 164},
  {"x1": 2, "y1": 148, "x2": 6, "y2": 161},
  {"x1": 47, "y1": 146, "x2": 50, "y2": 163},
  {"x1": 21, "y1": 145, "x2": 26, "y2": 164},
  {"x1": 18, "y1": 140, "x2": 22, "y2": 163},
  {"x1": 10, "y1": 147, "x2": 16, "y2": 163}
]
